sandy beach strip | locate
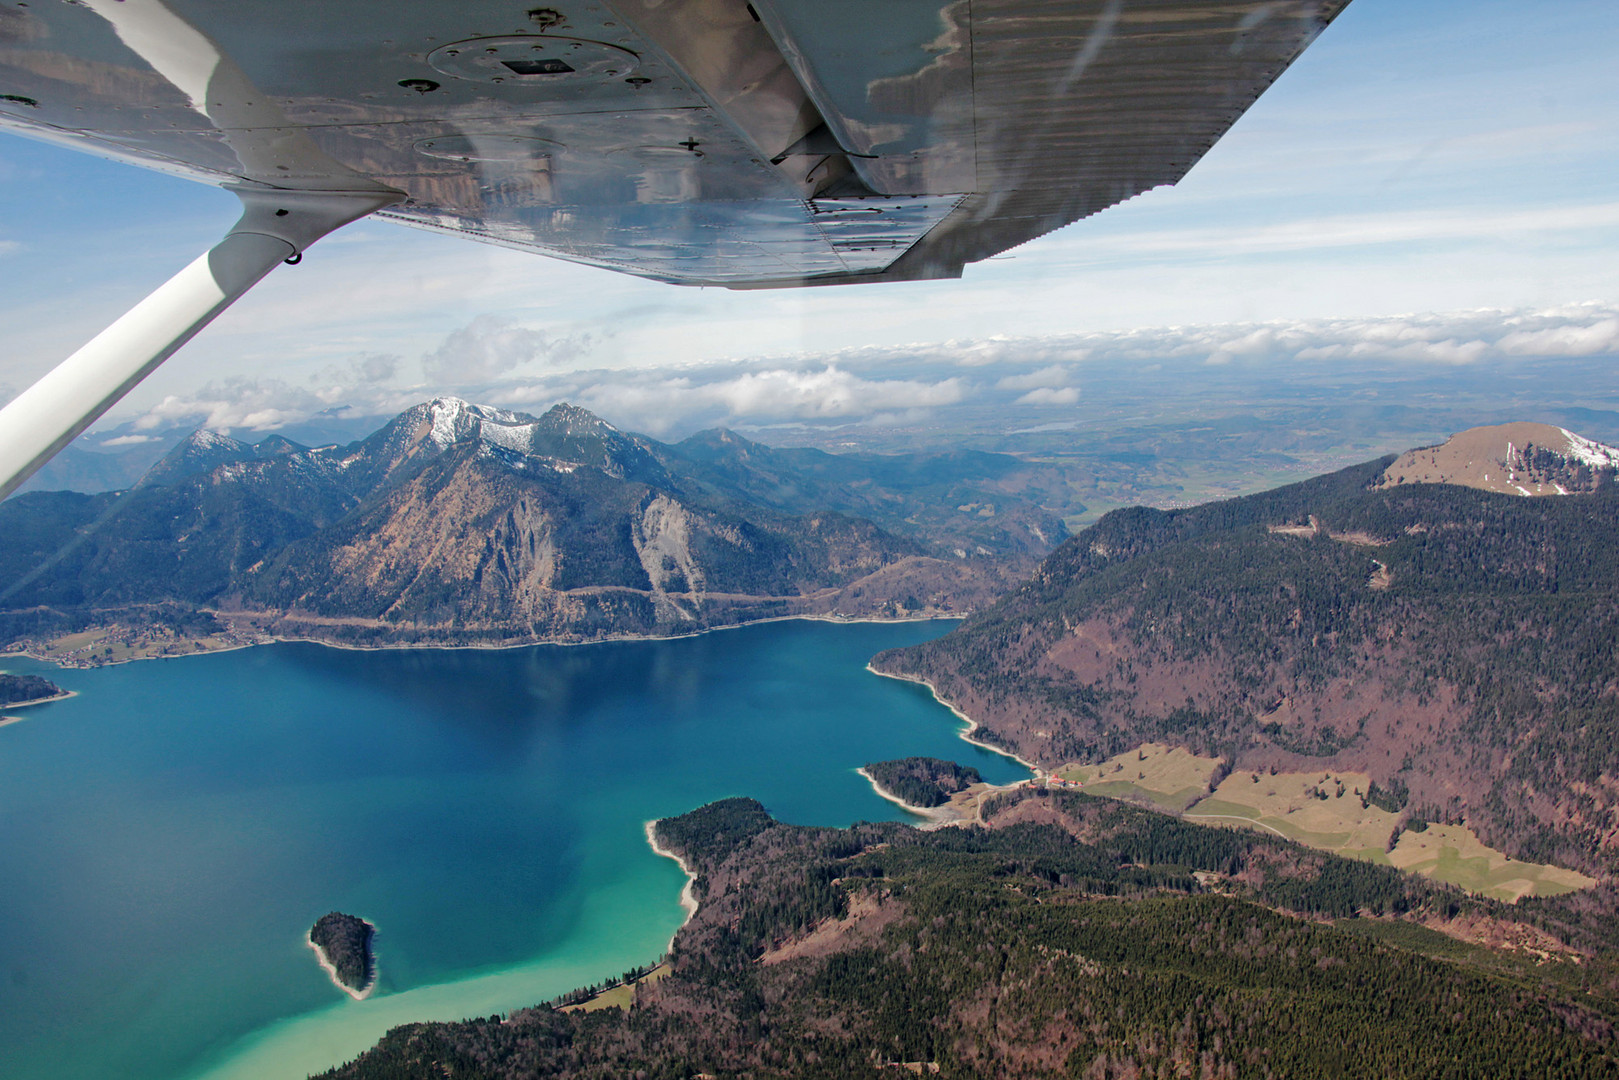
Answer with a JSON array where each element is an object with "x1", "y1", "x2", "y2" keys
[
  {"x1": 0, "y1": 688, "x2": 79, "y2": 727},
  {"x1": 306, "y1": 926, "x2": 377, "y2": 1002},
  {"x1": 0, "y1": 689, "x2": 78, "y2": 709},
  {"x1": 274, "y1": 610, "x2": 961, "y2": 655},
  {"x1": 644, "y1": 821, "x2": 699, "y2": 949},
  {"x1": 855, "y1": 767, "x2": 962, "y2": 829}
]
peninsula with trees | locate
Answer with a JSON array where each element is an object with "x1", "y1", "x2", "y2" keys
[
  {"x1": 862, "y1": 757, "x2": 984, "y2": 808},
  {"x1": 0, "y1": 672, "x2": 68, "y2": 708}
]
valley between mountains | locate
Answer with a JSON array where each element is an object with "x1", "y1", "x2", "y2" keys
[
  {"x1": 311, "y1": 421, "x2": 1619, "y2": 1080},
  {"x1": 9, "y1": 410, "x2": 1619, "y2": 896},
  {"x1": 9, "y1": 408, "x2": 1619, "y2": 892},
  {"x1": 12, "y1": 410, "x2": 1619, "y2": 1076}
]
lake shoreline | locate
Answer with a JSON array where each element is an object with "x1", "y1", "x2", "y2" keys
[
  {"x1": 0, "y1": 687, "x2": 78, "y2": 725},
  {"x1": 6, "y1": 613, "x2": 966, "y2": 670},
  {"x1": 644, "y1": 821, "x2": 698, "y2": 951},
  {"x1": 0, "y1": 688, "x2": 77, "y2": 708},
  {"x1": 854, "y1": 766, "x2": 961, "y2": 828},
  {"x1": 3, "y1": 616, "x2": 987, "y2": 1080},
  {"x1": 864, "y1": 665, "x2": 1043, "y2": 775}
]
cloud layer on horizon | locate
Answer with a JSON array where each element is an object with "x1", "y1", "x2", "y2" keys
[{"x1": 89, "y1": 301, "x2": 1619, "y2": 440}]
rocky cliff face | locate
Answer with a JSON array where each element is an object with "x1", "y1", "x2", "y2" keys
[{"x1": 248, "y1": 427, "x2": 947, "y2": 641}]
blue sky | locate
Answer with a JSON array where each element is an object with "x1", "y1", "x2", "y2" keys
[{"x1": 1, "y1": 0, "x2": 1616, "y2": 438}]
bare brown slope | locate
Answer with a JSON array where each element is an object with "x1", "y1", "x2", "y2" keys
[{"x1": 1381, "y1": 422, "x2": 1619, "y2": 496}]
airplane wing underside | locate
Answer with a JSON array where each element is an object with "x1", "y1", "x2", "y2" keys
[{"x1": 0, "y1": 0, "x2": 1349, "y2": 288}]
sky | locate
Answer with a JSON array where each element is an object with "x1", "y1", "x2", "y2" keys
[{"x1": 0, "y1": 0, "x2": 1616, "y2": 442}]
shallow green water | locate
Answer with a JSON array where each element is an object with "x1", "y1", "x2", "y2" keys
[{"x1": 0, "y1": 619, "x2": 1026, "y2": 1080}]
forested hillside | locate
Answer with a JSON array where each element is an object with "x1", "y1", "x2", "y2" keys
[
  {"x1": 321, "y1": 793, "x2": 1619, "y2": 1079},
  {"x1": 873, "y1": 455, "x2": 1619, "y2": 873}
]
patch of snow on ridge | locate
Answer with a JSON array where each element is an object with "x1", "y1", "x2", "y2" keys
[
  {"x1": 424, "y1": 398, "x2": 535, "y2": 450},
  {"x1": 478, "y1": 421, "x2": 537, "y2": 454},
  {"x1": 544, "y1": 403, "x2": 617, "y2": 435},
  {"x1": 467, "y1": 402, "x2": 526, "y2": 425},
  {"x1": 425, "y1": 397, "x2": 469, "y2": 449},
  {"x1": 1562, "y1": 429, "x2": 1619, "y2": 469},
  {"x1": 189, "y1": 429, "x2": 237, "y2": 450}
]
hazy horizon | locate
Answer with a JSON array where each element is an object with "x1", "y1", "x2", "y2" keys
[{"x1": 2, "y1": 0, "x2": 1615, "y2": 453}]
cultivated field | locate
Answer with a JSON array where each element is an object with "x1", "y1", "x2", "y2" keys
[
  {"x1": 1187, "y1": 769, "x2": 1400, "y2": 863},
  {"x1": 1056, "y1": 743, "x2": 1222, "y2": 813},
  {"x1": 1389, "y1": 824, "x2": 1594, "y2": 902},
  {"x1": 560, "y1": 963, "x2": 670, "y2": 1013},
  {"x1": 1056, "y1": 743, "x2": 1596, "y2": 901}
]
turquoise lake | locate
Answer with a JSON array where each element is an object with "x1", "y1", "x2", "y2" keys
[{"x1": 0, "y1": 619, "x2": 1027, "y2": 1080}]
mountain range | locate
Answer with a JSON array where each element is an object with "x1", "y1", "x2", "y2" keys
[
  {"x1": 874, "y1": 424, "x2": 1619, "y2": 874},
  {"x1": 0, "y1": 399, "x2": 1073, "y2": 648}
]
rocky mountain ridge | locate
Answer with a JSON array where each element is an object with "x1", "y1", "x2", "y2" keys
[{"x1": 0, "y1": 399, "x2": 1072, "y2": 649}]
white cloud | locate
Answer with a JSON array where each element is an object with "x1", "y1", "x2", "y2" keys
[
  {"x1": 712, "y1": 366, "x2": 964, "y2": 416},
  {"x1": 350, "y1": 352, "x2": 400, "y2": 383},
  {"x1": 130, "y1": 376, "x2": 422, "y2": 434},
  {"x1": 995, "y1": 365, "x2": 1072, "y2": 391},
  {"x1": 1497, "y1": 317, "x2": 1619, "y2": 357},
  {"x1": 100, "y1": 434, "x2": 158, "y2": 446},
  {"x1": 1386, "y1": 338, "x2": 1492, "y2": 365},
  {"x1": 573, "y1": 365, "x2": 968, "y2": 434},
  {"x1": 1014, "y1": 386, "x2": 1081, "y2": 406},
  {"x1": 998, "y1": 303, "x2": 1619, "y2": 370},
  {"x1": 421, "y1": 315, "x2": 592, "y2": 384},
  {"x1": 946, "y1": 338, "x2": 1090, "y2": 367}
]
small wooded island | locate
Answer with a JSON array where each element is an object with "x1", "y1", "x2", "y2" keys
[
  {"x1": 309, "y1": 912, "x2": 375, "y2": 998},
  {"x1": 863, "y1": 757, "x2": 983, "y2": 807},
  {"x1": 0, "y1": 672, "x2": 68, "y2": 708}
]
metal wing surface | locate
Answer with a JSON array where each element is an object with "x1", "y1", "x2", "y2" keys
[{"x1": 0, "y1": 0, "x2": 1348, "y2": 289}]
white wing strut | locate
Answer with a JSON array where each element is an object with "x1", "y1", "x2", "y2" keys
[{"x1": 0, "y1": 188, "x2": 400, "y2": 500}]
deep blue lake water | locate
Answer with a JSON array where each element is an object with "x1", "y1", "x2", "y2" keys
[{"x1": 0, "y1": 619, "x2": 1026, "y2": 1080}]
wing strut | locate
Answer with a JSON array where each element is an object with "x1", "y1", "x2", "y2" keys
[{"x1": 0, "y1": 187, "x2": 400, "y2": 500}]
